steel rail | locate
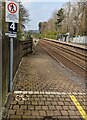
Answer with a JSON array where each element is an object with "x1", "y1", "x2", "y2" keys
[
  {"x1": 42, "y1": 40, "x2": 86, "y2": 61},
  {"x1": 41, "y1": 41, "x2": 86, "y2": 68},
  {"x1": 40, "y1": 42, "x2": 86, "y2": 71},
  {"x1": 39, "y1": 42, "x2": 87, "y2": 77}
]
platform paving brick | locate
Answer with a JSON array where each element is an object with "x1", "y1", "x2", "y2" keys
[
  {"x1": 24, "y1": 110, "x2": 32, "y2": 115},
  {"x1": 13, "y1": 105, "x2": 19, "y2": 110},
  {"x1": 39, "y1": 111, "x2": 46, "y2": 116},
  {"x1": 8, "y1": 110, "x2": 16, "y2": 115},
  {"x1": 11, "y1": 100, "x2": 17, "y2": 105},
  {"x1": 28, "y1": 105, "x2": 34, "y2": 110},
  {"x1": 3, "y1": 44, "x2": 86, "y2": 119},
  {"x1": 31, "y1": 110, "x2": 40, "y2": 116},
  {"x1": 20, "y1": 105, "x2": 27, "y2": 110},
  {"x1": 16, "y1": 110, "x2": 24, "y2": 115},
  {"x1": 10, "y1": 115, "x2": 22, "y2": 119}
]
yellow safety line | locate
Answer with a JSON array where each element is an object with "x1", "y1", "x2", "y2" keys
[{"x1": 70, "y1": 95, "x2": 87, "y2": 120}]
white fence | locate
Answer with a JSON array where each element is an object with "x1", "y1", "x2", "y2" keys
[
  {"x1": 59, "y1": 35, "x2": 87, "y2": 45},
  {"x1": 71, "y1": 36, "x2": 87, "y2": 45}
]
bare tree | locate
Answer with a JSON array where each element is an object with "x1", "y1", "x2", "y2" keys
[{"x1": 38, "y1": 0, "x2": 87, "y2": 38}]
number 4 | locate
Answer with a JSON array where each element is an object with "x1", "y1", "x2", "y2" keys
[{"x1": 10, "y1": 23, "x2": 15, "y2": 30}]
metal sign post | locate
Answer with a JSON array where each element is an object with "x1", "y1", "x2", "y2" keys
[
  {"x1": 5, "y1": 1, "x2": 19, "y2": 92},
  {"x1": 9, "y1": 38, "x2": 13, "y2": 91},
  {"x1": 9, "y1": 22, "x2": 17, "y2": 91}
]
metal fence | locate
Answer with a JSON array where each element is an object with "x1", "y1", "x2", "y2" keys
[{"x1": 2, "y1": 36, "x2": 32, "y2": 105}]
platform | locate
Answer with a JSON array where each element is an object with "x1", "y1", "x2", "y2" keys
[{"x1": 3, "y1": 42, "x2": 86, "y2": 120}]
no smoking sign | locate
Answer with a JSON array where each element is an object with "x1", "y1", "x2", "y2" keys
[{"x1": 5, "y1": 1, "x2": 19, "y2": 23}]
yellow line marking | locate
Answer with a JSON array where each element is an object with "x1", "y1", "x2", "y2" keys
[{"x1": 70, "y1": 95, "x2": 87, "y2": 120}]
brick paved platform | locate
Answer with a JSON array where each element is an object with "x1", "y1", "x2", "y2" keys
[{"x1": 3, "y1": 41, "x2": 86, "y2": 120}]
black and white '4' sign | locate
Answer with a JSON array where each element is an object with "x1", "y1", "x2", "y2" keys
[{"x1": 9, "y1": 22, "x2": 17, "y2": 33}]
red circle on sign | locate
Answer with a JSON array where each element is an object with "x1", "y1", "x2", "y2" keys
[{"x1": 8, "y1": 2, "x2": 17, "y2": 14}]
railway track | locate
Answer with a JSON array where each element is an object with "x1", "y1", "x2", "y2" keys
[{"x1": 39, "y1": 39, "x2": 87, "y2": 78}]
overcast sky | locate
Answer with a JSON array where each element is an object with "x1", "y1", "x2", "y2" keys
[{"x1": 21, "y1": 0, "x2": 70, "y2": 30}]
